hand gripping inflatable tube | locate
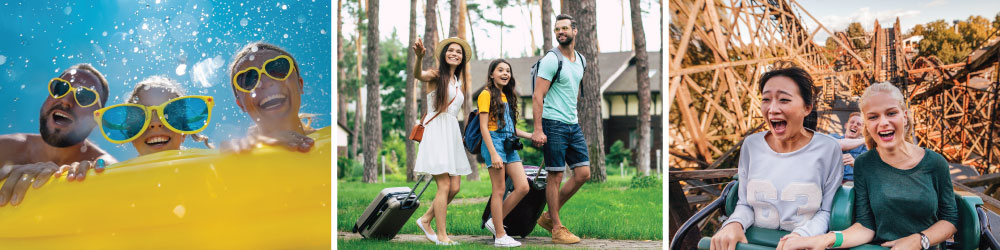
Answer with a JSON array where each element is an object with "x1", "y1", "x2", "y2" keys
[{"x1": 0, "y1": 127, "x2": 332, "y2": 249}]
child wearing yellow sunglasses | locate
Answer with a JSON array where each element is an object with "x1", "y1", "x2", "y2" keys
[
  {"x1": 223, "y1": 42, "x2": 315, "y2": 153},
  {"x1": 94, "y1": 76, "x2": 214, "y2": 155}
]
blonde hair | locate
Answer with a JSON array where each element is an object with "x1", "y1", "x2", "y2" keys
[{"x1": 859, "y1": 82, "x2": 915, "y2": 149}]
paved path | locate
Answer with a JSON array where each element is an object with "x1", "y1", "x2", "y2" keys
[{"x1": 338, "y1": 232, "x2": 663, "y2": 249}]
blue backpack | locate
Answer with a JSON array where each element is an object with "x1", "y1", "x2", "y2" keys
[
  {"x1": 530, "y1": 48, "x2": 586, "y2": 95},
  {"x1": 463, "y1": 108, "x2": 483, "y2": 154}
]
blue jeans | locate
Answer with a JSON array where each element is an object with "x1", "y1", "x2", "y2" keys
[
  {"x1": 482, "y1": 104, "x2": 522, "y2": 167},
  {"x1": 541, "y1": 118, "x2": 590, "y2": 172}
]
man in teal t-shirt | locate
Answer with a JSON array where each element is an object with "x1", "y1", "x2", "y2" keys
[{"x1": 531, "y1": 14, "x2": 589, "y2": 244}]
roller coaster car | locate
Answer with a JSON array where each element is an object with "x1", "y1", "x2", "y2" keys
[{"x1": 671, "y1": 181, "x2": 1000, "y2": 250}]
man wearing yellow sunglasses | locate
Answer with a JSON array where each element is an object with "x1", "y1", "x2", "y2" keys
[{"x1": 0, "y1": 64, "x2": 118, "y2": 207}]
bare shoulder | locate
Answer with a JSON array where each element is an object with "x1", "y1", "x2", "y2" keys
[{"x1": 0, "y1": 133, "x2": 37, "y2": 164}]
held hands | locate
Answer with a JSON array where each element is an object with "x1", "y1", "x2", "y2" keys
[
  {"x1": 413, "y1": 38, "x2": 426, "y2": 58},
  {"x1": 710, "y1": 222, "x2": 748, "y2": 250},
  {"x1": 881, "y1": 234, "x2": 922, "y2": 250},
  {"x1": 778, "y1": 232, "x2": 832, "y2": 250},
  {"x1": 775, "y1": 233, "x2": 801, "y2": 250},
  {"x1": 531, "y1": 131, "x2": 547, "y2": 147}
]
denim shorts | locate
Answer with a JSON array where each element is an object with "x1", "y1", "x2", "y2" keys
[
  {"x1": 541, "y1": 118, "x2": 590, "y2": 172},
  {"x1": 482, "y1": 131, "x2": 522, "y2": 167}
]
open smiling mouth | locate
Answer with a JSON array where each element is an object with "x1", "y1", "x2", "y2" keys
[
  {"x1": 259, "y1": 94, "x2": 287, "y2": 110},
  {"x1": 145, "y1": 135, "x2": 171, "y2": 147},
  {"x1": 770, "y1": 119, "x2": 787, "y2": 133},
  {"x1": 51, "y1": 110, "x2": 75, "y2": 126},
  {"x1": 878, "y1": 130, "x2": 895, "y2": 141}
]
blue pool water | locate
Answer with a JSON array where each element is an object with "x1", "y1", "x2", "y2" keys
[{"x1": 0, "y1": 1, "x2": 332, "y2": 161}]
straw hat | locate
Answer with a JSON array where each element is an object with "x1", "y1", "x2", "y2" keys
[{"x1": 433, "y1": 37, "x2": 472, "y2": 64}]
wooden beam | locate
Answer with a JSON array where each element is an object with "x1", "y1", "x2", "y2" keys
[{"x1": 669, "y1": 169, "x2": 739, "y2": 180}]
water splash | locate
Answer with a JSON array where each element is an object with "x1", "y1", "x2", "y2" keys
[
  {"x1": 191, "y1": 56, "x2": 224, "y2": 88},
  {"x1": 239, "y1": 18, "x2": 249, "y2": 27},
  {"x1": 175, "y1": 64, "x2": 187, "y2": 76}
]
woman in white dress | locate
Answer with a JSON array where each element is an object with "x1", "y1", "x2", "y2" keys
[{"x1": 410, "y1": 37, "x2": 473, "y2": 245}]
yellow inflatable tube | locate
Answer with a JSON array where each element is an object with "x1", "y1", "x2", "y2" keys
[{"x1": 0, "y1": 127, "x2": 332, "y2": 249}]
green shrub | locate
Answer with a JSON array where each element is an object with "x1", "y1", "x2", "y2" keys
[
  {"x1": 606, "y1": 140, "x2": 633, "y2": 167},
  {"x1": 629, "y1": 174, "x2": 659, "y2": 189},
  {"x1": 337, "y1": 157, "x2": 363, "y2": 181}
]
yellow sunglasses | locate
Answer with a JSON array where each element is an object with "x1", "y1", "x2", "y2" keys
[
  {"x1": 48, "y1": 78, "x2": 101, "y2": 108},
  {"x1": 93, "y1": 96, "x2": 214, "y2": 144},
  {"x1": 232, "y1": 55, "x2": 297, "y2": 93}
]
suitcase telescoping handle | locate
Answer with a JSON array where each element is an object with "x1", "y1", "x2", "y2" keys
[{"x1": 403, "y1": 175, "x2": 433, "y2": 209}]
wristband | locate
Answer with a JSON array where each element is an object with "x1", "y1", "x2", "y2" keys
[{"x1": 832, "y1": 231, "x2": 844, "y2": 248}]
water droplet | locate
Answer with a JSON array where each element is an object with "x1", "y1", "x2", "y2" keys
[
  {"x1": 173, "y1": 205, "x2": 186, "y2": 218},
  {"x1": 133, "y1": 47, "x2": 139, "y2": 53},
  {"x1": 63, "y1": 6, "x2": 72, "y2": 15},
  {"x1": 141, "y1": 23, "x2": 148, "y2": 30},
  {"x1": 248, "y1": 55, "x2": 255, "y2": 61},
  {"x1": 283, "y1": 33, "x2": 288, "y2": 39},
  {"x1": 102, "y1": 31, "x2": 107, "y2": 36},
  {"x1": 251, "y1": 92, "x2": 257, "y2": 98},
  {"x1": 155, "y1": 0, "x2": 161, "y2": 4},
  {"x1": 239, "y1": 18, "x2": 248, "y2": 27},
  {"x1": 250, "y1": 46, "x2": 258, "y2": 52},
  {"x1": 20, "y1": 84, "x2": 25, "y2": 89},
  {"x1": 80, "y1": 144, "x2": 88, "y2": 152},
  {"x1": 0, "y1": 55, "x2": 7, "y2": 66},
  {"x1": 281, "y1": 4, "x2": 287, "y2": 10},
  {"x1": 175, "y1": 64, "x2": 187, "y2": 76},
  {"x1": 320, "y1": 29, "x2": 326, "y2": 35}
]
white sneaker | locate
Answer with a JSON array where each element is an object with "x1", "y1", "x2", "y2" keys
[
  {"x1": 485, "y1": 218, "x2": 497, "y2": 237},
  {"x1": 494, "y1": 235, "x2": 522, "y2": 247}
]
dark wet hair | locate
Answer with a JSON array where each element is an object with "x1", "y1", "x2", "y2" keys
[
  {"x1": 758, "y1": 66, "x2": 818, "y2": 130},
  {"x1": 481, "y1": 59, "x2": 519, "y2": 130},
  {"x1": 68, "y1": 63, "x2": 110, "y2": 106},
  {"x1": 555, "y1": 14, "x2": 576, "y2": 29}
]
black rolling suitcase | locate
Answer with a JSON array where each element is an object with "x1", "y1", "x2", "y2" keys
[
  {"x1": 353, "y1": 175, "x2": 432, "y2": 240},
  {"x1": 481, "y1": 165, "x2": 548, "y2": 238}
]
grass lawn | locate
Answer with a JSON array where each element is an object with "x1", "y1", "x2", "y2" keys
[
  {"x1": 337, "y1": 174, "x2": 662, "y2": 240},
  {"x1": 336, "y1": 238, "x2": 570, "y2": 249}
]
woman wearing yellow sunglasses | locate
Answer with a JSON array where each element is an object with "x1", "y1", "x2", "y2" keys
[
  {"x1": 223, "y1": 42, "x2": 315, "y2": 153},
  {"x1": 93, "y1": 76, "x2": 214, "y2": 156}
]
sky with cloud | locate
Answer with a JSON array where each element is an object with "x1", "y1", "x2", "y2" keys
[{"x1": 798, "y1": 0, "x2": 1000, "y2": 44}]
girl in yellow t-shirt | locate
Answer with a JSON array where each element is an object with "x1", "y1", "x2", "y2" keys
[{"x1": 477, "y1": 59, "x2": 534, "y2": 247}]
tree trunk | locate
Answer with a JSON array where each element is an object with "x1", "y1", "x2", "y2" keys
[
  {"x1": 337, "y1": 0, "x2": 347, "y2": 126},
  {"x1": 466, "y1": 4, "x2": 478, "y2": 59},
  {"x1": 450, "y1": 0, "x2": 479, "y2": 181},
  {"x1": 540, "y1": 0, "x2": 553, "y2": 52},
  {"x1": 448, "y1": 0, "x2": 460, "y2": 37},
  {"x1": 362, "y1": 0, "x2": 382, "y2": 183},
  {"x1": 405, "y1": 0, "x2": 420, "y2": 182},
  {"x1": 525, "y1": 1, "x2": 537, "y2": 56},
  {"x1": 630, "y1": 0, "x2": 651, "y2": 176},
  {"x1": 351, "y1": 1, "x2": 367, "y2": 160},
  {"x1": 560, "y1": 0, "x2": 566, "y2": 14},
  {"x1": 423, "y1": 0, "x2": 439, "y2": 71},
  {"x1": 567, "y1": 0, "x2": 607, "y2": 182}
]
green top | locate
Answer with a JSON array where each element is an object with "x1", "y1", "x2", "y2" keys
[
  {"x1": 536, "y1": 51, "x2": 584, "y2": 124},
  {"x1": 853, "y1": 147, "x2": 959, "y2": 242}
]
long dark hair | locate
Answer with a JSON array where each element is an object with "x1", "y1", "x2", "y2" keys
[
  {"x1": 434, "y1": 42, "x2": 467, "y2": 112},
  {"x1": 482, "y1": 59, "x2": 519, "y2": 130},
  {"x1": 758, "y1": 66, "x2": 818, "y2": 131}
]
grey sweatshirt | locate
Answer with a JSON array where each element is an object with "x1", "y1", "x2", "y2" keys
[{"x1": 721, "y1": 131, "x2": 844, "y2": 237}]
